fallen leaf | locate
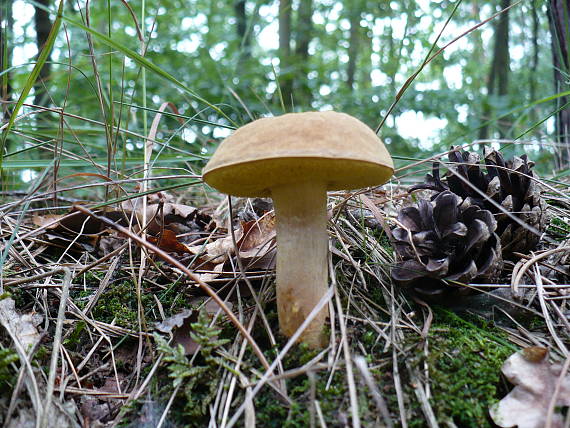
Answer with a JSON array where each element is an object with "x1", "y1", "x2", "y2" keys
[
  {"x1": 188, "y1": 227, "x2": 244, "y2": 265},
  {"x1": 155, "y1": 301, "x2": 232, "y2": 355},
  {"x1": 155, "y1": 309, "x2": 194, "y2": 334},
  {"x1": 122, "y1": 198, "x2": 203, "y2": 235},
  {"x1": 238, "y1": 212, "x2": 276, "y2": 255},
  {"x1": 489, "y1": 347, "x2": 570, "y2": 428},
  {"x1": 148, "y1": 229, "x2": 192, "y2": 254},
  {"x1": 194, "y1": 262, "x2": 225, "y2": 282},
  {"x1": 237, "y1": 213, "x2": 276, "y2": 270},
  {"x1": 0, "y1": 297, "x2": 42, "y2": 351},
  {"x1": 6, "y1": 404, "x2": 79, "y2": 428}
]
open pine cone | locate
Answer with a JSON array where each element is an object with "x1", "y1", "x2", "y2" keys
[
  {"x1": 411, "y1": 146, "x2": 549, "y2": 257},
  {"x1": 392, "y1": 191, "x2": 502, "y2": 300}
]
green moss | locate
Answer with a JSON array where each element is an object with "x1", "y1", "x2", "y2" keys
[
  {"x1": 91, "y1": 281, "x2": 154, "y2": 328},
  {"x1": 63, "y1": 321, "x2": 86, "y2": 347},
  {"x1": 254, "y1": 343, "x2": 358, "y2": 427},
  {"x1": 0, "y1": 346, "x2": 18, "y2": 390},
  {"x1": 424, "y1": 309, "x2": 516, "y2": 427}
]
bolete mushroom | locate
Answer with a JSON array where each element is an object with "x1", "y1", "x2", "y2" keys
[{"x1": 202, "y1": 111, "x2": 393, "y2": 347}]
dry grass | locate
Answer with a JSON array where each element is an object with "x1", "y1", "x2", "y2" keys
[{"x1": 0, "y1": 150, "x2": 569, "y2": 427}]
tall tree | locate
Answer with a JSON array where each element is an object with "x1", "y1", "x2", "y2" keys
[
  {"x1": 1, "y1": 0, "x2": 13, "y2": 122},
  {"x1": 294, "y1": 0, "x2": 312, "y2": 105},
  {"x1": 234, "y1": 0, "x2": 252, "y2": 59},
  {"x1": 346, "y1": 0, "x2": 361, "y2": 89},
  {"x1": 548, "y1": 0, "x2": 570, "y2": 167},
  {"x1": 33, "y1": 0, "x2": 52, "y2": 107},
  {"x1": 529, "y1": 0, "x2": 539, "y2": 113},
  {"x1": 479, "y1": 0, "x2": 511, "y2": 140},
  {"x1": 278, "y1": 0, "x2": 293, "y2": 107}
]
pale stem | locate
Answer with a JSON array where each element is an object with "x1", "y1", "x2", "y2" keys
[{"x1": 271, "y1": 181, "x2": 329, "y2": 347}]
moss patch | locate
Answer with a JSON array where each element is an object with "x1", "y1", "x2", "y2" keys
[{"x1": 424, "y1": 309, "x2": 516, "y2": 427}]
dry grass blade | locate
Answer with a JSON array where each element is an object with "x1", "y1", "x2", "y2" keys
[{"x1": 353, "y1": 356, "x2": 393, "y2": 428}]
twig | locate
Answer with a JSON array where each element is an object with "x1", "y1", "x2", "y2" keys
[
  {"x1": 353, "y1": 356, "x2": 393, "y2": 428},
  {"x1": 40, "y1": 268, "x2": 72, "y2": 428},
  {"x1": 333, "y1": 283, "x2": 361, "y2": 428}
]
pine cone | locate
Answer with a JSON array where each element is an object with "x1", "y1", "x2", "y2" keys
[
  {"x1": 411, "y1": 147, "x2": 549, "y2": 257},
  {"x1": 392, "y1": 191, "x2": 502, "y2": 300}
]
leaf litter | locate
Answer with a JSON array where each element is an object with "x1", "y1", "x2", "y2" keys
[
  {"x1": 490, "y1": 347, "x2": 570, "y2": 428},
  {"x1": 0, "y1": 147, "x2": 569, "y2": 427}
]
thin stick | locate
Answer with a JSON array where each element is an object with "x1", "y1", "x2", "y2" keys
[
  {"x1": 40, "y1": 268, "x2": 72, "y2": 428},
  {"x1": 334, "y1": 283, "x2": 361, "y2": 428},
  {"x1": 353, "y1": 356, "x2": 393, "y2": 428}
]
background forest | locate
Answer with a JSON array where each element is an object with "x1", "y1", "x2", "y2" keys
[{"x1": 1, "y1": 0, "x2": 568, "y2": 187}]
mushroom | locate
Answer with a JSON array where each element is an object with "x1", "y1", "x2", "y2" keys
[{"x1": 202, "y1": 111, "x2": 393, "y2": 347}]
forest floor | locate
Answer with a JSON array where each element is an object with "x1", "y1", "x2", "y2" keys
[{"x1": 0, "y1": 162, "x2": 569, "y2": 428}]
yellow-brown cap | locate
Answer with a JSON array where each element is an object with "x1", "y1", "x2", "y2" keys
[{"x1": 202, "y1": 111, "x2": 394, "y2": 197}]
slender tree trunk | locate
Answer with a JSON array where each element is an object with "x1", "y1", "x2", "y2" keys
[
  {"x1": 346, "y1": 0, "x2": 361, "y2": 89},
  {"x1": 1, "y1": 0, "x2": 13, "y2": 122},
  {"x1": 529, "y1": 0, "x2": 539, "y2": 109},
  {"x1": 33, "y1": 0, "x2": 52, "y2": 107},
  {"x1": 479, "y1": 0, "x2": 511, "y2": 140},
  {"x1": 295, "y1": 0, "x2": 312, "y2": 106},
  {"x1": 234, "y1": 0, "x2": 251, "y2": 59},
  {"x1": 548, "y1": 0, "x2": 570, "y2": 167},
  {"x1": 278, "y1": 0, "x2": 293, "y2": 107}
]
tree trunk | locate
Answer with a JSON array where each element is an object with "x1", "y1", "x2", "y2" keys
[
  {"x1": 234, "y1": 0, "x2": 251, "y2": 59},
  {"x1": 346, "y1": 0, "x2": 361, "y2": 89},
  {"x1": 33, "y1": 0, "x2": 52, "y2": 107},
  {"x1": 294, "y1": 0, "x2": 312, "y2": 106},
  {"x1": 529, "y1": 0, "x2": 539, "y2": 112},
  {"x1": 278, "y1": 0, "x2": 293, "y2": 107},
  {"x1": 479, "y1": 0, "x2": 511, "y2": 140},
  {"x1": 1, "y1": 0, "x2": 13, "y2": 122},
  {"x1": 548, "y1": 0, "x2": 570, "y2": 167}
]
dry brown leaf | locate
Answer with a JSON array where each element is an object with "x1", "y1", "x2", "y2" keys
[
  {"x1": 238, "y1": 212, "x2": 276, "y2": 259},
  {"x1": 194, "y1": 262, "x2": 225, "y2": 282},
  {"x1": 155, "y1": 309, "x2": 194, "y2": 334},
  {"x1": 32, "y1": 213, "x2": 66, "y2": 229},
  {"x1": 188, "y1": 227, "x2": 244, "y2": 265},
  {"x1": 490, "y1": 347, "x2": 570, "y2": 428},
  {"x1": 155, "y1": 301, "x2": 232, "y2": 355},
  {"x1": 122, "y1": 198, "x2": 202, "y2": 235},
  {"x1": 33, "y1": 207, "x2": 111, "y2": 235},
  {"x1": 148, "y1": 229, "x2": 192, "y2": 254}
]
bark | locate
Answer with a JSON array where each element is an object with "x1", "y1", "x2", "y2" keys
[
  {"x1": 1, "y1": 0, "x2": 13, "y2": 122},
  {"x1": 346, "y1": 0, "x2": 361, "y2": 89},
  {"x1": 234, "y1": 0, "x2": 251, "y2": 58},
  {"x1": 479, "y1": 0, "x2": 511, "y2": 140},
  {"x1": 548, "y1": 0, "x2": 570, "y2": 167},
  {"x1": 33, "y1": 0, "x2": 52, "y2": 107},
  {"x1": 294, "y1": 0, "x2": 312, "y2": 106},
  {"x1": 529, "y1": 0, "x2": 539, "y2": 109},
  {"x1": 278, "y1": 0, "x2": 293, "y2": 106}
]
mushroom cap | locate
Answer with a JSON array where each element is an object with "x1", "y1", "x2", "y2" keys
[{"x1": 203, "y1": 111, "x2": 394, "y2": 197}]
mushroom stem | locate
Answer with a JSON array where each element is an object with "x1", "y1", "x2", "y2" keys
[{"x1": 271, "y1": 181, "x2": 329, "y2": 348}]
